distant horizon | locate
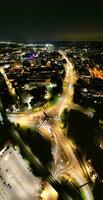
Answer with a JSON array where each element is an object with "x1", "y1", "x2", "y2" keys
[{"x1": 0, "y1": 40, "x2": 103, "y2": 44}]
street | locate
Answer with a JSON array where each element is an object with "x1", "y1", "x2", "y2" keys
[{"x1": 7, "y1": 51, "x2": 93, "y2": 200}]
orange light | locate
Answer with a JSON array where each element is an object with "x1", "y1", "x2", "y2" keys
[{"x1": 92, "y1": 67, "x2": 103, "y2": 79}]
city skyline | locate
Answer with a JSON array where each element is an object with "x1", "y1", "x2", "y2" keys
[{"x1": 0, "y1": 40, "x2": 103, "y2": 200}]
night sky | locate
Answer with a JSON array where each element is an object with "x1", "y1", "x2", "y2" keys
[{"x1": 0, "y1": 0, "x2": 103, "y2": 42}]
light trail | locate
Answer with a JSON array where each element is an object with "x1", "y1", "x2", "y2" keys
[{"x1": 6, "y1": 51, "x2": 94, "y2": 200}]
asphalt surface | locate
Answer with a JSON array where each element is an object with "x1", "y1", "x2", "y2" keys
[
  {"x1": 0, "y1": 144, "x2": 41, "y2": 200},
  {"x1": 3, "y1": 51, "x2": 94, "y2": 200}
]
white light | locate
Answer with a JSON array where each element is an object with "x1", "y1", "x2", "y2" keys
[
  {"x1": 0, "y1": 146, "x2": 6, "y2": 156},
  {"x1": 4, "y1": 154, "x2": 9, "y2": 161},
  {"x1": 0, "y1": 113, "x2": 3, "y2": 121}
]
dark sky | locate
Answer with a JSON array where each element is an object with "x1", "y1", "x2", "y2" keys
[{"x1": 0, "y1": 0, "x2": 103, "y2": 41}]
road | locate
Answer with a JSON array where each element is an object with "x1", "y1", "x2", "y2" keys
[{"x1": 6, "y1": 51, "x2": 93, "y2": 200}]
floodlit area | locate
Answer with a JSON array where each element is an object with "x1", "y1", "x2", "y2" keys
[
  {"x1": 0, "y1": 42, "x2": 103, "y2": 200},
  {"x1": 7, "y1": 51, "x2": 93, "y2": 200},
  {"x1": 0, "y1": 143, "x2": 41, "y2": 200}
]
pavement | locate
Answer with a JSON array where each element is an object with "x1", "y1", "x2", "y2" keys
[{"x1": 0, "y1": 144, "x2": 41, "y2": 200}]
